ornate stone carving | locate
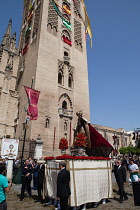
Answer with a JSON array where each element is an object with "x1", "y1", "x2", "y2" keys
[
  {"x1": 47, "y1": 0, "x2": 58, "y2": 34},
  {"x1": 9, "y1": 90, "x2": 18, "y2": 98},
  {"x1": 58, "y1": 60, "x2": 64, "y2": 74},
  {"x1": 74, "y1": 19, "x2": 82, "y2": 51},
  {"x1": 19, "y1": 27, "x2": 26, "y2": 52},
  {"x1": 73, "y1": 0, "x2": 81, "y2": 18},
  {"x1": 68, "y1": 65, "x2": 74, "y2": 77},
  {"x1": 32, "y1": 1, "x2": 41, "y2": 39},
  {"x1": 68, "y1": 65, "x2": 74, "y2": 88},
  {"x1": 59, "y1": 93, "x2": 73, "y2": 108},
  {"x1": 5, "y1": 64, "x2": 12, "y2": 80},
  {"x1": 58, "y1": 60, "x2": 64, "y2": 85}
]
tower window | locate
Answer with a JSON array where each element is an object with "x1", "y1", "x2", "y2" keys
[
  {"x1": 58, "y1": 72, "x2": 63, "y2": 85},
  {"x1": 64, "y1": 51, "x2": 68, "y2": 57},
  {"x1": 62, "y1": 100, "x2": 67, "y2": 109},
  {"x1": 45, "y1": 118, "x2": 50, "y2": 128},
  {"x1": 64, "y1": 133, "x2": 67, "y2": 139},
  {"x1": 68, "y1": 76, "x2": 72, "y2": 88},
  {"x1": 64, "y1": 122, "x2": 67, "y2": 131},
  {"x1": 53, "y1": 27, "x2": 57, "y2": 36},
  {"x1": 47, "y1": 23, "x2": 52, "y2": 33}
]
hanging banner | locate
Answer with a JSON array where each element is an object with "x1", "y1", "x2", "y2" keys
[
  {"x1": 28, "y1": 11, "x2": 33, "y2": 21},
  {"x1": 84, "y1": 6, "x2": 92, "y2": 47},
  {"x1": 24, "y1": 86, "x2": 40, "y2": 120},
  {"x1": 51, "y1": 0, "x2": 64, "y2": 20},
  {"x1": 62, "y1": 35, "x2": 72, "y2": 46},
  {"x1": 1, "y1": 139, "x2": 19, "y2": 159},
  {"x1": 72, "y1": 0, "x2": 93, "y2": 47},
  {"x1": 24, "y1": 26, "x2": 31, "y2": 36},
  {"x1": 62, "y1": 19, "x2": 71, "y2": 30},
  {"x1": 22, "y1": 44, "x2": 29, "y2": 55},
  {"x1": 62, "y1": 5, "x2": 71, "y2": 15},
  {"x1": 29, "y1": 3, "x2": 33, "y2": 11}
]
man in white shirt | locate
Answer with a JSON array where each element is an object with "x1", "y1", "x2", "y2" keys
[{"x1": 128, "y1": 159, "x2": 139, "y2": 182}]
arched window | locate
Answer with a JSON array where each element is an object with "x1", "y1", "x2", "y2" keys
[
  {"x1": 79, "y1": 43, "x2": 83, "y2": 52},
  {"x1": 62, "y1": 100, "x2": 67, "y2": 109},
  {"x1": 32, "y1": 31, "x2": 37, "y2": 40},
  {"x1": 62, "y1": 30, "x2": 71, "y2": 40},
  {"x1": 53, "y1": 26, "x2": 57, "y2": 36},
  {"x1": 47, "y1": 23, "x2": 52, "y2": 33},
  {"x1": 64, "y1": 51, "x2": 68, "y2": 56},
  {"x1": 64, "y1": 133, "x2": 67, "y2": 139},
  {"x1": 58, "y1": 72, "x2": 63, "y2": 85},
  {"x1": 64, "y1": 122, "x2": 67, "y2": 131},
  {"x1": 63, "y1": 14, "x2": 70, "y2": 23},
  {"x1": 45, "y1": 118, "x2": 50, "y2": 128},
  {"x1": 74, "y1": 40, "x2": 78, "y2": 49},
  {"x1": 68, "y1": 76, "x2": 72, "y2": 88}
]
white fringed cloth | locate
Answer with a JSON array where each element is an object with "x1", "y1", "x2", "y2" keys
[{"x1": 44, "y1": 160, "x2": 113, "y2": 206}]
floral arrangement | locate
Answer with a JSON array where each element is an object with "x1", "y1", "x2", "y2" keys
[
  {"x1": 44, "y1": 155, "x2": 111, "y2": 161},
  {"x1": 44, "y1": 157, "x2": 55, "y2": 160},
  {"x1": 75, "y1": 133, "x2": 87, "y2": 147},
  {"x1": 59, "y1": 138, "x2": 68, "y2": 150},
  {"x1": 56, "y1": 155, "x2": 111, "y2": 160}
]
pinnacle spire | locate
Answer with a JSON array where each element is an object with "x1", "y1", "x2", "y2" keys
[
  {"x1": 6, "y1": 19, "x2": 12, "y2": 36},
  {"x1": 11, "y1": 32, "x2": 16, "y2": 40},
  {"x1": 1, "y1": 19, "x2": 12, "y2": 48}
]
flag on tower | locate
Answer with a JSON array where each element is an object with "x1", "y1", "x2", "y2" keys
[{"x1": 24, "y1": 86, "x2": 40, "y2": 120}]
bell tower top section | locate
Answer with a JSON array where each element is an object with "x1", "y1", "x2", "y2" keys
[{"x1": 19, "y1": 0, "x2": 91, "y2": 56}]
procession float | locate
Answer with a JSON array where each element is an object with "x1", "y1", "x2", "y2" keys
[{"x1": 44, "y1": 111, "x2": 114, "y2": 207}]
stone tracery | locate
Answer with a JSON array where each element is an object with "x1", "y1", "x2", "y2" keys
[{"x1": 47, "y1": 0, "x2": 58, "y2": 34}]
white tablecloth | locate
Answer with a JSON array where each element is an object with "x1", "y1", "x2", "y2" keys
[{"x1": 45, "y1": 159, "x2": 113, "y2": 206}]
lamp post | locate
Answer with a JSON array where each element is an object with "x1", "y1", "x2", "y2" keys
[
  {"x1": 20, "y1": 77, "x2": 34, "y2": 164},
  {"x1": 113, "y1": 132, "x2": 117, "y2": 156}
]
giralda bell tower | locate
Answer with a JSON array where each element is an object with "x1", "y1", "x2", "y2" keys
[{"x1": 16, "y1": 0, "x2": 90, "y2": 157}]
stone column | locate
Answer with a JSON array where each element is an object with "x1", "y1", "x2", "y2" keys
[
  {"x1": 34, "y1": 135, "x2": 43, "y2": 159},
  {"x1": 7, "y1": 155, "x2": 14, "y2": 181}
]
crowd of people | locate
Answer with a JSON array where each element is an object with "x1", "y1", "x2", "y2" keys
[
  {"x1": 0, "y1": 155, "x2": 140, "y2": 210},
  {"x1": 112, "y1": 155, "x2": 140, "y2": 203}
]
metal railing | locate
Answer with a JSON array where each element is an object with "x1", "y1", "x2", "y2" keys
[
  {"x1": 63, "y1": 56, "x2": 70, "y2": 64},
  {"x1": 58, "y1": 108, "x2": 73, "y2": 118}
]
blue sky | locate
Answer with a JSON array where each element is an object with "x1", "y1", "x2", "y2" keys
[{"x1": 0, "y1": 0, "x2": 140, "y2": 131}]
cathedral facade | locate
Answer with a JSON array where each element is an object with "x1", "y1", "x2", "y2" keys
[
  {"x1": 0, "y1": 0, "x2": 90, "y2": 157},
  {"x1": 0, "y1": 19, "x2": 19, "y2": 143}
]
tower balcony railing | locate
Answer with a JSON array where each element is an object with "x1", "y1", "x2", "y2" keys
[
  {"x1": 58, "y1": 108, "x2": 73, "y2": 118},
  {"x1": 63, "y1": 56, "x2": 70, "y2": 64}
]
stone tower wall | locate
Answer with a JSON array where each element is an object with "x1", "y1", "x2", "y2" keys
[
  {"x1": 0, "y1": 27, "x2": 19, "y2": 140},
  {"x1": 16, "y1": 0, "x2": 90, "y2": 157}
]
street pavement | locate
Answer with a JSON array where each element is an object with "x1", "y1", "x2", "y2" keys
[{"x1": 7, "y1": 174, "x2": 140, "y2": 210}]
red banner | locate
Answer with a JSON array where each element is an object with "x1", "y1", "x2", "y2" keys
[
  {"x1": 24, "y1": 86, "x2": 40, "y2": 120},
  {"x1": 62, "y1": 35, "x2": 72, "y2": 46}
]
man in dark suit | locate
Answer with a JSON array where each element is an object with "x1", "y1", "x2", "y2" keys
[
  {"x1": 26, "y1": 160, "x2": 45, "y2": 203},
  {"x1": 112, "y1": 159, "x2": 128, "y2": 203},
  {"x1": 20, "y1": 159, "x2": 33, "y2": 201},
  {"x1": 57, "y1": 162, "x2": 71, "y2": 210},
  {"x1": 36, "y1": 160, "x2": 45, "y2": 203}
]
